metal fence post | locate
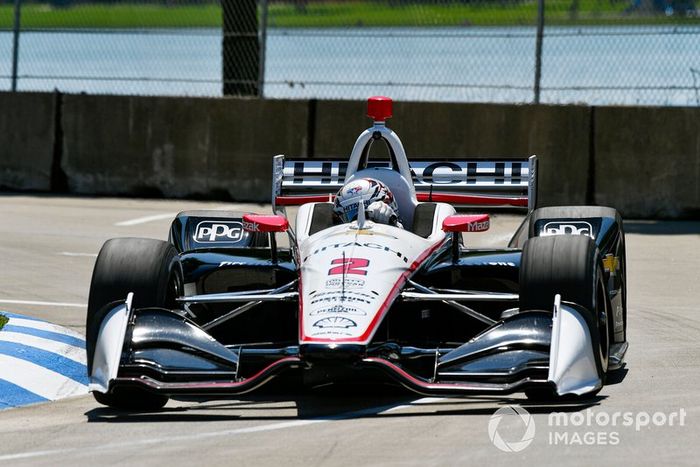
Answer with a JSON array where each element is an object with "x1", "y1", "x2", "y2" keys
[
  {"x1": 11, "y1": 0, "x2": 22, "y2": 92},
  {"x1": 258, "y1": 0, "x2": 269, "y2": 98},
  {"x1": 222, "y1": 0, "x2": 260, "y2": 96},
  {"x1": 533, "y1": 0, "x2": 545, "y2": 104}
]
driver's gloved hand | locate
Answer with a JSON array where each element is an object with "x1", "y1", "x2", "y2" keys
[{"x1": 366, "y1": 201, "x2": 401, "y2": 227}]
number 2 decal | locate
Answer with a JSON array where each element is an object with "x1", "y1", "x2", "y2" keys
[{"x1": 328, "y1": 258, "x2": 370, "y2": 276}]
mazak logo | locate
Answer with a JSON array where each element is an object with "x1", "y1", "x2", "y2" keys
[
  {"x1": 194, "y1": 221, "x2": 243, "y2": 243},
  {"x1": 468, "y1": 220, "x2": 490, "y2": 232},
  {"x1": 242, "y1": 220, "x2": 258, "y2": 232},
  {"x1": 542, "y1": 221, "x2": 593, "y2": 238},
  {"x1": 488, "y1": 405, "x2": 536, "y2": 453}
]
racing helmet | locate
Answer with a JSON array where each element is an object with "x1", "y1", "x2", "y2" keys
[{"x1": 333, "y1": 178, "x2": 399, "y2": 223}]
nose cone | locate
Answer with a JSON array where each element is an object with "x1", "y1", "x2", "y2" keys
[
  {"x1": 300, "y1": 343, "x2": 367, "y2": 362},
  {"x1": 367, "y1": 96, "x2": 393, "y2": 122}
]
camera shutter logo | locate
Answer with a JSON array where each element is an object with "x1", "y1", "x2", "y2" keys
[{"x1": 488, "y1": 405, "x2": 536, "y2": 452}]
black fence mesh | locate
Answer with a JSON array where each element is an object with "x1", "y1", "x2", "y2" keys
[{"x1": 1, "y1": 0, "x2": 699, "y2": 105}]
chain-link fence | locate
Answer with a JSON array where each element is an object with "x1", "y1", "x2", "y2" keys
[
  {"x1": 2, "y1": 0, "x2": 699, "y2": 105},
  {"x1": 0, "y1": 0, "x2": 226, "y2": 95}
]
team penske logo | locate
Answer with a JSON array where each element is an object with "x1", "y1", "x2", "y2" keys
[{"x1": 194, "y1": 221, "x2": 244, "y2": 243}]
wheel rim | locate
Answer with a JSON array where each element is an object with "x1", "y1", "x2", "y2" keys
[{"x1": 164, "y1": 268, "x2": 183, "y2": 309}]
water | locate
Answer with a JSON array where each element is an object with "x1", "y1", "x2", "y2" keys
[
  {"x1": 0, "y1": 29, "x2": 223, "y2": 96},
  {"x1": 1, "y1": 26, "x2": 699, "y2": 106}
]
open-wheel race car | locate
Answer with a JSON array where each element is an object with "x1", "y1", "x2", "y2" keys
[{"x1": 87, "y1": 96, "x2": 628, "y2": 409}]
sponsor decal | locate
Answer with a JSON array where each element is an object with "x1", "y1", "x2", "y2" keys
[
  {"x1": 193, "y1": 221, "x2": 243, "y2": 243},
  {"x1": 218, "y1": 261, "x2": 245, "y2": 267},
  {"x1": 328, "y1": 258, "x2": 370, "y2": 276},
  {"x1": 309, "y1": 291, "x2": 376, "y2": 305},
  {"x1": 468, "y1": 219, "x2": 490, "y2": 232},
  {"x1": 614, "y1": 304, "x2": 624, "y2": 332},
  {"x1": 325, "y1": 278, "x2": 365, "y2": 289},
  {"x1": 541, "y1": 221, "x2": 594, "y2": 238},
  {"x1": 310, "y1": 330, "x2": 353, "y2": 337},
  {"x1": 303, "y1": 241, "x2": 409, "y2": 263},
  {"x1": 346, "y1": 185, "x2": 363, "y2": 196},
  {"x1": 286, "y1": 161, "x2": 527, "y2": 186},
  {"x1": 242, "y1": 220, "x2": 258, "y2": 232},
  {"x1": 350, "y1": 228, "x2": 400, "y2": 239},
  {"x1": 310, "y1": 305, "x2": 366, "y2": 316},
  {"x1": 602, "y1": 254, "x2": 619, "y2": 275},
  {"x1": 313, "y1": 317, "x2": 357, "y2": 329}
]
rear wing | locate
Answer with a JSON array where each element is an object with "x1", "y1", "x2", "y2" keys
[{"x1": 272, "y1": 155, "x2": 538, "y2": 212}]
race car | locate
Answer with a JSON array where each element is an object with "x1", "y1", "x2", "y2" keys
[{"x1": 87, "y1": 96, "x2": 628, "y2": 409}]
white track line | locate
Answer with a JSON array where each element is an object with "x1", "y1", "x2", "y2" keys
[
  {"x1": 0, "y1": 449, "x2": 68, "y2": 462},
  {"x1": 8, "y1": 317, "x2": 86, "y2": 340},
  {"x1": 0, "y1": 355, "x2": 87, "y2": 400},
  {"x1": 0, "y1": 400, "x2": 419, "y2": 461},
  {"x1": 114, "y1": 212, "x2": 178, "y2": 226},
  {"x1": 58, "y1": 252, "x2": 98, "y2": 257},
  {"x1": 0, "y1": 299, "x2": 86, "y2": 308},
  {"x1": 0, "y1": 332, "x2": 86, "y2": 365},
  {"x1": 115, "y1": 206, "x2": 239, "y2": 226},
  {"x1": 383, "y1": 397, "x2": 446, "y2": 413}
]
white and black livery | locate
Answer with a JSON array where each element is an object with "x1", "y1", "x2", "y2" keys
[{"x1": 86, "y1": 96, "x2": 628, "y2": 409}]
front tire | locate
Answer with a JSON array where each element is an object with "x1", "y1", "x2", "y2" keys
[
  {"x1": 86, "y1": 238, "x2": 182, "y2": 410},
  {"x1": 528, "y1": 205, "x2": 626, "y2": 343}
]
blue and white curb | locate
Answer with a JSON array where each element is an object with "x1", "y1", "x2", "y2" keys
[{"x1": 0, "y1": 312, "x2": 89, "y2": 409}]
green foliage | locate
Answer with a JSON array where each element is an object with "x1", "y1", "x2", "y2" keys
[
  {"x1": 0, "y1": 4, "x2": 222, "y2": 29},
  {"x1": 0, "y1": 1, "x2": 697, "y2": 29}
]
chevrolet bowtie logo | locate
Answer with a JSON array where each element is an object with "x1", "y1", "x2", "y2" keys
[{"x1": 602, "y1": 254, "x2": 619, "y2": 275}]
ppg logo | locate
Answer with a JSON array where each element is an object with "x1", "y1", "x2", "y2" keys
[
  {"x1": 193, "y1": 221, "x2": 243, "y2": 243},
  {"x1": 542, "y1": 221, "x2": 594, "y2": 238}
]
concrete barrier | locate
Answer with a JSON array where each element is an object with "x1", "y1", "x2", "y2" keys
[
  {"x1": 0, "y1": 92, "x2": 56, "y2": 191},
  {"x1": 314, "y1": 100, "x2": 592, "y2": 206},
  {"x1": 4, "y1": 92, "x2": 700, "y2": 218},
  {"x1": 61, "y1": 95, "x2": 310, "y2": 202},
  {"x1": 594, "y1": 106, "x2": 700, "y2": 218}
]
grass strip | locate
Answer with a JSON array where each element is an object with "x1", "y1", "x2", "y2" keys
[{"x1": 0, "y1": 1, "x2": 697, "y2": 29}]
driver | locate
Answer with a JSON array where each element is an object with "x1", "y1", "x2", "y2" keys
[{"x1": 333, "y1": 178, "x2": 402, "y2": 227}]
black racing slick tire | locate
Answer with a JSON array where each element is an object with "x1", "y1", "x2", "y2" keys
[
  {"x1": 86, "y1": 238, "x2": 182, "y2": 410},
  {"x1": 519, "y1": 235, "x2": 610, "y2": 400},
  {"x1": 528, "y1": 204, "x2": 627, "y2": 343}
]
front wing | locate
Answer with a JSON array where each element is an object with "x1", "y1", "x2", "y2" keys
[{"x1": 91, "y1": 294, "x2": 605, "y2": 398}]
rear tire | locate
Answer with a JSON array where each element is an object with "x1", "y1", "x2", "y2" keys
[
  {"x1": 520, "y1": 235, "x2": 610, "y2": 400},
  {"x1": 86, "y1": 238, "x2": 182, "y2": 410}
]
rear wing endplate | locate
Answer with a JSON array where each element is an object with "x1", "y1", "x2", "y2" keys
[{"x1": 272, "y1": 155, "x2": 538, "y2": 213}]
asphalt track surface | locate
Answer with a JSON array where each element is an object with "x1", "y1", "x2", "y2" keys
[{"x1": 0, "y1": 194, "x2": 699, "y2": 466}]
